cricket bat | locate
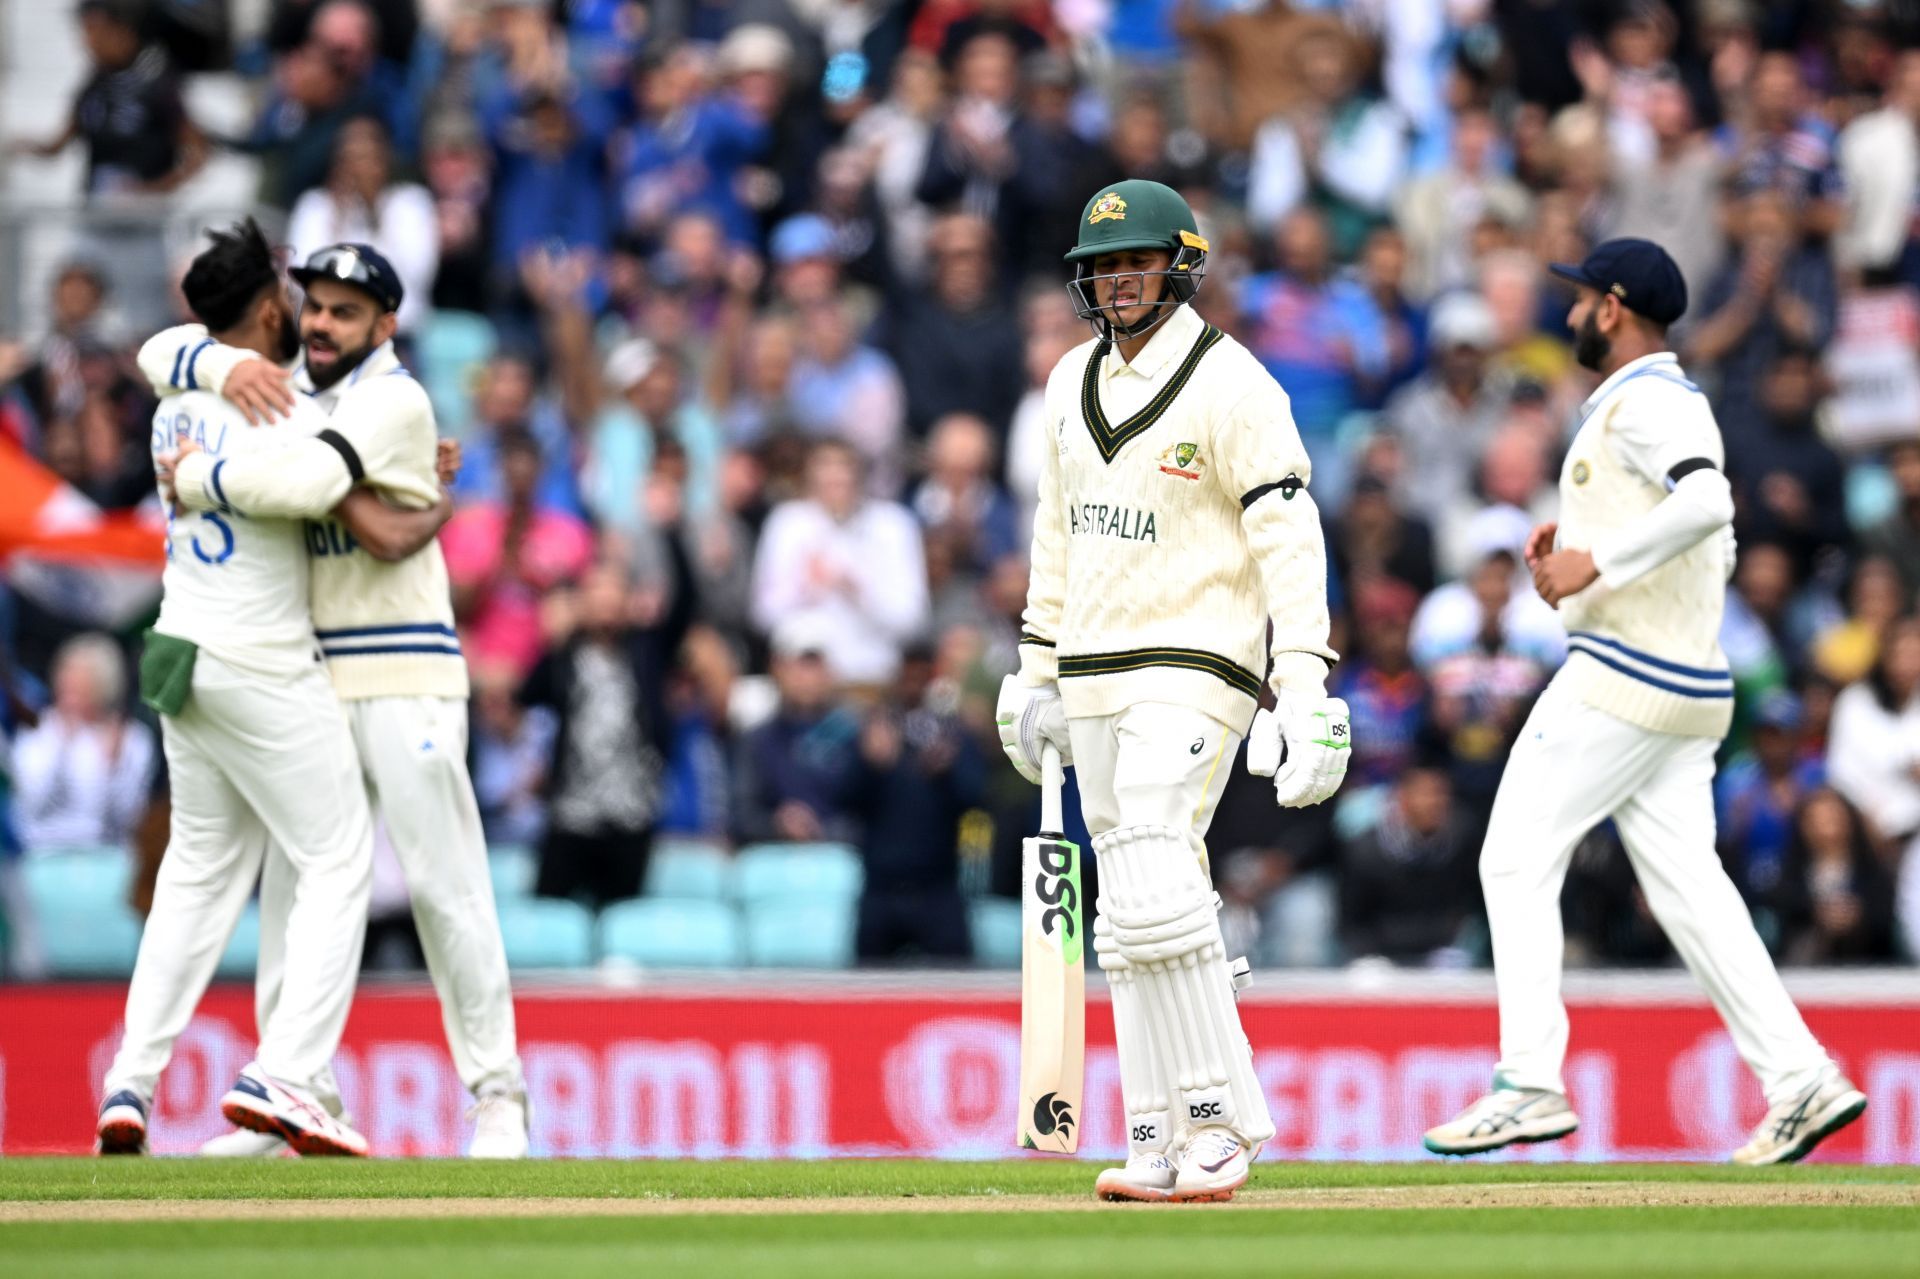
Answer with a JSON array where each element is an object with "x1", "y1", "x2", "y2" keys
[{"x1": 1016, "y1": 743, "x2": 1085, "y2": 1153}]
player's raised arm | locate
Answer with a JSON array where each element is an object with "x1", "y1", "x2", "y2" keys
[
  {"x1": 136, "y1": 324, "x2": 294, "y2": 423},
  {"x1": 1215, "y1": 381, "x2": 1347, "y2": 809}
]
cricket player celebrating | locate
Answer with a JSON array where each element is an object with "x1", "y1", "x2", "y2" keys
[
  {"x1": 998, "y1": 180, "x2": 1348, "y2": 1202},
  {"x1": 1424, "y1": 240, "x2": 1867, "y2": 1165},
  {"x1": 139, "y1": 244, "x2": 530, "y2": 1158},
  {"x1": 99, "y1": 222, "x2": 445, "y2": 1157}
]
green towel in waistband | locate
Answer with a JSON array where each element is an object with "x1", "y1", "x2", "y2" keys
[{"x1": 139, "y1": 629, "x2": 198, "y2": 717}]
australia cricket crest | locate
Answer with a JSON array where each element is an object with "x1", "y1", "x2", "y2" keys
[{"x1": 1157, "y1": 441, "x2": 1204, "y2": 480}]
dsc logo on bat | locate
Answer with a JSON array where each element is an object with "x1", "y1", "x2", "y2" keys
[{"x1": 1034, "y1": 842, "x2": 1078, "y2": 940}]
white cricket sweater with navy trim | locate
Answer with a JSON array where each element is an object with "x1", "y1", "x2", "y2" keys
[
  {"x1": 1555, "y1": 352, "x2": 1734, "y2": 738},
  {"x1": 138, "y1": 327, "x2": 466, "y2": 701},
  {"x1": 1017, "y1": 303, "x2": 1337, "y2": 731}
]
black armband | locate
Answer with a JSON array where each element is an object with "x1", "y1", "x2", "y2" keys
[
  {"x1": 317, "y1": 429, "x2": 365, "y2": 483},
  {"x1": 1241, "y1": 474, "x2": 1305, "y2": 510},
  {"x1": 1666, "y1": 457, "x2": 1716, "y2": 483}
]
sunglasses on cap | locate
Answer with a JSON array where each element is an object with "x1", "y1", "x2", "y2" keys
[{"x1": 290, "y1": 244, "x2": 403, "y2": 312}]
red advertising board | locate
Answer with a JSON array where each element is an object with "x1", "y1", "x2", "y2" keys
[{"x1": 3, "y1": 977, "x2": 1918, "y2": 1161}]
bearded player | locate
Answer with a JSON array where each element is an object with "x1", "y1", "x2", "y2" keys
[
  {"x1": 997, "y1": 180, "x2": 1349, "y2": 1203},
  {"x1": 1423, "y1": 239, "x2": 1866, "y2": 1165},
  {"x1": 138, "y1": 244, "x2": 529, "y2": 1158}
]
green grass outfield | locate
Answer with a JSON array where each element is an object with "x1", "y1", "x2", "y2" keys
[{"x1": 2, "y1": 1159, "x2": 1917, "y2": 1279}]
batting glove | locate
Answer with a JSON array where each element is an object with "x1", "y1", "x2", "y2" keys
[
  {"x1": 1246, "y1": 693, "x2": 1351, "y2": 808},
  {"x1": 996, "y1": 674, "x2": 1072, "y2": 785}
]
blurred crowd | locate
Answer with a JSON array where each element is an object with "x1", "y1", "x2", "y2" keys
[{"x1": 6, "y1": 0, "x2": 1920, "y2": 976}]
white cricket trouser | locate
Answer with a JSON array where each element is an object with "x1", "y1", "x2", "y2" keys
[
  {"x1": 258, "y1": 694, "x2": 523, "y2": 1099},
  {"x1": 105, "y1": 654, "x2": 372, "y2": 1101},
  {"x1": 1067, "y1": 702, "x2": 1242, "y2": 853},
  {"x1": 1483, "y1": 674, "x2": 1834, "y2": 1107}
]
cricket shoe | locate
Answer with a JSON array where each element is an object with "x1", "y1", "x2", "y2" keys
[
  {"x1": 200, "y1": 1127, "x2": 294, "y2": 1158},
  {"x1": 1170, "y1": 1127, "x2": 1250, "y2": 1202},
  {"x1": 1423, "y1": 1087, "x2": 1578, "y2": 1156},
  {"x1": 1094, "y1": 1151, "x2": 1177, "y2": 1203},
  {"x1": 95, "y1": 1090, "x2": 149, "y2": 1155},
  {"x1": 1731, "y1": 1073, "x2": 1867, "y2": 1166},
  {"x1": 221, "y1": 1066, "x2": 369, "y2": 1157},
  {"x1": 468, "y1": 1091, "x2": 529, "y2": 1159}
]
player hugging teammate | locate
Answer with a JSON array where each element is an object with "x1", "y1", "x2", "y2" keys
[{"x1": 998, "y1": 180, "x2": 1350, "y2": 1202}]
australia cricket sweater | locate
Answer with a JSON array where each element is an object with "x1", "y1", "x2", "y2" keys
[
  {"x1": 1018, "y1": 303, "x2": 1337, "y2": 731},
  {"x1": 138, "y1": 327, "x2": 467, "y2": 702}
]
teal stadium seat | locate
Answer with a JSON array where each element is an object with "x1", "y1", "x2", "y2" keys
[
  {"x1": 742, "y1": 898, "x2": 857, "y2": 968},
  {"x1": 968, "y1": 897, "x2": 1023, "y2": 969},
  {"x1": 495, "y1": 897, "x2": 594, "y2": 969},
  {"x1": 416, "y1": 310, "x2": 496, "y2": 438},
  {"x1": 23, "y1": 848, "x2": 143, "y2": 976},
  {"x1": 598, "y1": 898, "x2": 744, "y2": 968},
  {"x1": 644, "y1": 839, "x2": 731, "y2": 900},
  {"x1": 216, "y1": 905, "x2": 261, "y2": 979},
  {"x1": 730, "y1": 843, "x2": 864, "y2": 906},
  {"x1": 488, "y1": 844, "x2": 538, "y2": 901}
]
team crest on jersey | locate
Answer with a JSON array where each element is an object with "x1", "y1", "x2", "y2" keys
[
  {"x1": 1157, "y1": 441, "x2": 1204, "y2": 480},
  {"x1": 1571, "y1": 460, "x2": 1591, "y2": 486},
  {"x1": 1088, "y1": 192, "x2": 1127, "y2": 224}
]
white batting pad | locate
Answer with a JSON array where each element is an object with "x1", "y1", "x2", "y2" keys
[
  {"x1": 1094, "y1": 911, "x2": 1173, "y2": 1155},
  {"x1": 1093, "y1": 825, "x2": 1276, "y2": 1146}
]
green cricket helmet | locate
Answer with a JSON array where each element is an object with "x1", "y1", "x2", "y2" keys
[{"x1": 1064, "y1": 179, "x2": 1209, "y2": 340}]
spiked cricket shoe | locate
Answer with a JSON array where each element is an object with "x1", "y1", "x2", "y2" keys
[
  {"x1": 1423, "y1": 1088, "x2": 1578, "y2": 1156},
  {"x1": 200, "y1": 1127, "x2": 294, "y2": 1157},
  {"x1": 1171, "y1": 1127, "x2": 1250, "y2": 1202},
  {"x1": 1095, "y1": 1151, "x2": 1177, "y2": 1202},
  {"x1": 468, "y1": 1091, "x2": 530, "y2": 1159},
  {"x1": 221, "y1": 1066, "x2": 368, "y2": 1157},
  {"x1": 1731, "y1": 1074, "x2": 1867, "y2": 1166},
  {"x1": 95, "y1": 1090, "x2": 149, "y2": 1155}
]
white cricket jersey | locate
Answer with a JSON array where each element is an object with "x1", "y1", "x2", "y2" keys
[
  {"x1": 137, "y1": 328, "x2": 467, "y2": 702},
  {"x1": 150, "y1": 391, "x2": 326, "y2": 679},
  {"x1": 1555, "y1": 352, "x2": 1735, "y2": 738},
  {"x1": 1018, "y1": 302, "x2": 1337, "y2": 731}
]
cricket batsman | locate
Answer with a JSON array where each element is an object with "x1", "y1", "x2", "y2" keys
[
  {"x1": 1423, "y1": 239, "x2": 1867, "y2": 1164},
  {"x1": 997, "y1": 179, "x2": 1349, "y2": 1202},
  {"x1": 139, "y1": 244, "x2": 529, "y2": 1157}
]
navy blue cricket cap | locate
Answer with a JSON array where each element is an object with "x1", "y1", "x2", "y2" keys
[
  {"x1": 290, "y1": 243, "x2": 404, "y2": 314},
  {"x1": 1549, "y1": 237, "x2": 1687, "y2": 327}
]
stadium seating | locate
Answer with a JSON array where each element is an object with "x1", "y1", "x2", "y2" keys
[
  {"x1": 488, "y1": 845, "x2": 538, "y2": 902},
  {"x1": 644, "y1": 839, "x2": 732, "y2": 900},
  {"x1": 495, "y1": 898, "x2": 595, "y2": 969},
  {"x1": 968, "y1": 897, "x2": 1023, "y2": 969},
  {"x1": 417, "y1": 310, "x2": 496, "y2": 438},
  {"x1": 598, "y1": 897, "x2": 744, "y2": 968},
  {"x1": 743, "y1": 898, "x2": 857, "y2": 967},
  {"x1": 21, "y1": 848, "x2": 144, "y2": 976},
  {"x1": 22, "y1": 847, "x2": 131, "y2": 913},
  {"x1": 731, "y1": 843, "x2": 863, "y2": 906}
]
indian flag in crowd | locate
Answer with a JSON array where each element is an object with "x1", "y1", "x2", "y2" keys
[{"x1": 0, "y1": 435, "x2": 164, "y2": 629}]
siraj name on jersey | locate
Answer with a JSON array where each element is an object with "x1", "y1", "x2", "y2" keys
[{"x1": 1069, "y1": 502, "x2": 1158, "y2": 543}]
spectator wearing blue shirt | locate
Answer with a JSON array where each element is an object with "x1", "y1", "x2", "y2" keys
[
  {"x1": 453, "y1": 355, "x2": 588, "y2": 518},
  {"x1": 616, "y1": 42, "x2": 773, "y2": 248},
  {"x1": 481, "y1": 76, "x2": 614, "y2": 303},
  {"x1": 847, "y1": 648, "x2": 985, "y2": 962},
  {"x1": 732, "y1": 620, "x2": 862, "y2": 845},
  {"x1": 1718, "y1": 690, "x2": 1825, "y2": 906}
]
